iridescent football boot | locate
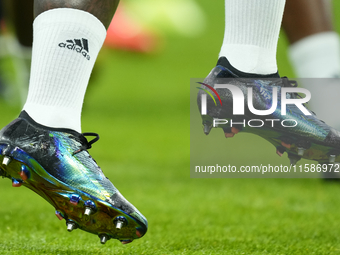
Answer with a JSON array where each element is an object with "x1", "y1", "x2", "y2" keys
[
  {"x1": 197, "y1": 57, "x2": 340, "y2": 166},
  {"x1": 0, "y1": 111, "x2": 147, "y2": 244}
]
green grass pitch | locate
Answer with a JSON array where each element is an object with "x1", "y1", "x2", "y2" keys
[{"x1": 1, "y1": 1, "x2": 340, "y2": 254}]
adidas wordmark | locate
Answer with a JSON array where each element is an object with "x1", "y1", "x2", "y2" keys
[{"x1": 59, "y1": 38, "x2": 90, "y2": 60}]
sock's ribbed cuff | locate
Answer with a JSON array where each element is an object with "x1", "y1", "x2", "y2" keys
[{"x1": 34, "y1": 8, "x2": 107, "y2": 46}]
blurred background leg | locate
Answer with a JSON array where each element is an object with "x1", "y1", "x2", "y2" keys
[
  {"x1": 0, "y1": 0, "x2": 33, "y2": 104},
  {"x1": 283, "y1": 0, "x2": 340, "y2": 129}
]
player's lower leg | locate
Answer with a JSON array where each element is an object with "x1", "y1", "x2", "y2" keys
[
  {"x1": 0, "y1": 0, "x2": 148, "y2": 244},
  {"x1": 283, "y1": 0, "x2": 340, "y2": 130},
  {"x1": 198, "y1": 0, "x2": 340, "y2": 167}
]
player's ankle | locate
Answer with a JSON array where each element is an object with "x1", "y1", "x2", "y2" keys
[
  {"x1": 21, "y1": 106, "x2": 81, "y2": 133},
  {"x1": 217, "y1": 57, "x2": 279, "y2": 79}
]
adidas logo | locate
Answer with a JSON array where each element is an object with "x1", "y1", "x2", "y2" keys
[{"x1": 59, "y1": 38, "x2": 91, "y2": 60}]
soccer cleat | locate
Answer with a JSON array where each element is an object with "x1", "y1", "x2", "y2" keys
[
  {"x1": 0, "y1": 111, "x2": 147, "y2": 243},
  {"x1": 2, "y1": 156, "x2": 11, "y2": 166},
  {"x1": 99, "y1": 234, "x2": 109, "y2": 244},
  {"x1": 203, "y1": 124, "x2": 212, "y2": 135},
  {"x1": 20, "y1": 165, "x2": 29, "y2": 181},
  {"x1": 114, "y1": 216, "x2": 127, "y2": 230},
  {"x1": 197, "y1": 57, "x2": 340, "y2": 167},
  {"x1": 12, "y1": 178, "x2": 22, "y2": 187},
  {"x1": 288, "y1": 153, "x2": 301, "y2": 166},
  {"x1": 55, "y1": 211, "x2": 64, "y2": 221},
  {"x1": 67, "y1": 221, "x2": 77, "y2": 232},
  {"x1": 84, "y1": 207, "x2": 93, "y2": 217},
  {"x1": 276, "y1": 149, "x2": 284, "y2": 157},
  {"x1": 69, "y1": 194, "x2": 81, "y2": 206},
  {"x1": 329, "y1": 155, "x2": 336, "y2": 163},
  {"x1": 297, "y1": 147, "x2": 305, "y2": 157},
  {"x1": 83, "y1": 200, "x2": 96, "y2": 221}
]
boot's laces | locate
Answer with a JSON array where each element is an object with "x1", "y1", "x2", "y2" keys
[
  {"x1": 282, "y1": 76, "x2": 297, "y2": 89},
  {"x1": 281, "y1": 76, "x2": 305, "y2": 100},
  {"x1": 72, "y1": 133, "x2": 100, "y2": 156},
  {"x1": 280, "y1": 77, "x2": 323, "y2": 121}
]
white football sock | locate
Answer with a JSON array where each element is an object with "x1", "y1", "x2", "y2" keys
[
  {"x1": 289, "y1": 32, "x2": 340, "y2": 130},
  {"x1": 23, "y1": 8, "x2": 107, "y2": 132},
  {"x1": 219, "y1": 0, "x2": 286, "y2": 75},
  {"x1": 289, "y1": 31, "x2": 340, "y2": 78}
]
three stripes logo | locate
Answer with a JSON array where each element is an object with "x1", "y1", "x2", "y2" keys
[{"x1": 59, "y1": 38, "x2": 91, "y2": 60}]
